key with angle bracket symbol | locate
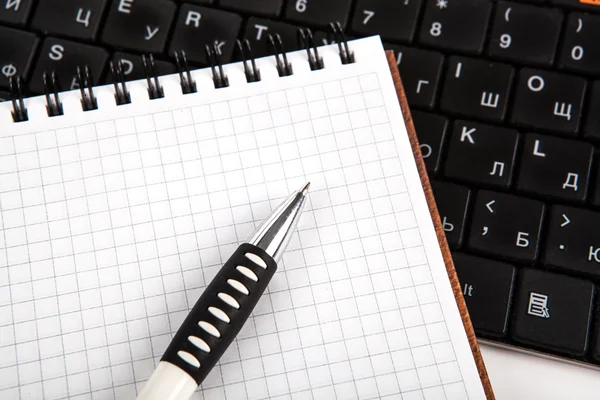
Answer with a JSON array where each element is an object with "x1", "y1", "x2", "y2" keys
[
  {"x1": 468, "y1": 190, "x2": 544, "y2": 262},
  {"x1": 544, "y1": 205, "x2": 600, "y2": 278}
]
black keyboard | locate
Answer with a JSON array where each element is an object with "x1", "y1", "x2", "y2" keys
[{"x1": 4, "y1": 0, "x2": 600, "y2": 368}]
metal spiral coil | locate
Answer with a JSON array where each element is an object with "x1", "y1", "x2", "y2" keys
[
  {"x1": 76, "y1": 65, "x2": 98, "y2": 111},
  {"x1": 142, "y1": 54, "x2": 164, "y2": 99},
  {"x1": 109, "y1": 60, "x2": 131, "y2": 105},
  {"x1": 175, "y1": 50, "x2": 197, "y2": 94},
  {"x1": 298, "y1": 28, "x2": 324, "y2": 71},
  {"x1": 268, "y1": 33, "x2": 293, "y2": 77},
  {"x1": 206, "y1": 43, "x2": 229, "y2": 89},
  {"x1": 236, "y1": 39, "x2": 261, "y2": 83}
]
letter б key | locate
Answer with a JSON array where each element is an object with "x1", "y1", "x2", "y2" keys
[
  {"x1": 511, "y1": 268, "x2": 594, "y2": 357},
  {"x1": 453, "y1": 252, "x2": 515, "y2": 338},
  {"x1": 516, "y1": 134, "x2": 593, "y2": 203},
  {"x1": 468, "y1": 190, "x2": 544, "y2": 263}
]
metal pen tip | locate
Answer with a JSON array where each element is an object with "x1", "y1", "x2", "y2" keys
[{"x1": 300, "y1": 182, "x2": 310, "y2": 195}]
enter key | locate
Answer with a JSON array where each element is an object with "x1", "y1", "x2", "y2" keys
[{"x1": 543, "y1": 205, "x2": 600, "y2": 277}]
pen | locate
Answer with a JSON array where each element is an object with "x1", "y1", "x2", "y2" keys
[{"x1": 137, "y1": 183, "x2": 311, "y2": 400}]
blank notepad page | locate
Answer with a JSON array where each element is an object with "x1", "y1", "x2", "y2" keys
[{"x1": 0, "y1": 37, "x2": 486, "y2": 399}]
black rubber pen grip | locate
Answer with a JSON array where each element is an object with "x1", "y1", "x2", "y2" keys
[{"x1": 161, "y1": 243, "x2": 277, "y2": 385}]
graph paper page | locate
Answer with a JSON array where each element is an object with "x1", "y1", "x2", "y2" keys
[{"x1": 0, "y1": 37, "x2": 485, "y2": 399}]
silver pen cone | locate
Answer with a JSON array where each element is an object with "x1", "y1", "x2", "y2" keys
[{"x1": 247, "y1": 182, "x2": 310, "y2": 263}]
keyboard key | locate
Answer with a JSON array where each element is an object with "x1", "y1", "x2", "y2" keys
[
  {"x1": 445, "y1": 120, "x2": 519, "y2": 188},
  {"x1": 0, "y1": 0, "x2": 34, "y2": 26},
  {"x1": 559, "y1": 13, "x2": 600, "y2": 76},
  {"x1": 431, "y1": 181, "x2": 470, "y2": 247},
  {"x1": 440, "y1": 56, "x2": 514, "y2": 122},
  {"x1": 220, "y1": 0, "x2": 284, "y2": 17},
  {"x1": 511, "y1": 268, "x2": 594, "y2": 356},
  {"x1": 351, "y1": 0, "x2": 422, "y2": 43},
  {"x1": 30, "y1": 0, "x2": 108, "y2": 41},
  {"x1": 0, "y1": 26, "x2": 39, "y2": 89},
  {"x1": 453, "y1": 252, "x2": 515, "y2": 337},
  {"x1": 109, "y1": 52, "x2": 176, "y2": 83},
  {"x1": 390, "y1": 46, "x2": 444, "y2": 109},
  {"x1": 101, "y1": 0, "x2": 176, "y2": 54},
  {"x1": 168, "y1": 5, "x2": 242, "y2": 64},
  {"x1": 284, "y1": 0, "x2": 353, "y2": 29},
  {"x1": 549, "y1": 0, "x2": 600, "y2": 11},
  {"x1": 487, "y1": 1, "x2": 562, "y2": 66},
  {"x1": 243, "y1": 18, "x2": 299, "y2": 58},
  {"x1": 412, "y1": 111, "x2": 448, "y2": 174},
  {"x1": 516, "y1": 134, "x2": 593, "y2": 202},
  {"x1": 419, "y1": 0, "x2": 492, "y2": 54},
  {"x1": 468, "y1": 190, "x2": 544, "y2": 263},
  {"x1": 29, "y1": 37, "x2": 109, "y2": 94},
  {"x1": 510, "y1": 68, "x2": 587, "y2": 135},
  {"x1": 592, "y1": 315, "x2": 600, "y2": 362},
  {"x1": 544, "y1": 206, "x2": 600, "y2": 278},
  {"x1": 584, "y1": 81, "x2": 600, "y2": 142}
]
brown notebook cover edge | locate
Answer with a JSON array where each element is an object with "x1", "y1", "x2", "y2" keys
[{"x1": 385, "y1": 50, "x2": 495, "y2": 399}]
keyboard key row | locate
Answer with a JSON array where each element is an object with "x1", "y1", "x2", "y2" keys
[
  {"x1": 434, "y1": 180, "x2": 600, "y2": 272},
  {"x1": 454, "y1": 253, "x2": 596, "y2": 358}
]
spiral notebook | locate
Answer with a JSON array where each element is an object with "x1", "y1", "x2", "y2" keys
[{"x1": 0, "y1": 35, "x2": 491, "y2": 399}]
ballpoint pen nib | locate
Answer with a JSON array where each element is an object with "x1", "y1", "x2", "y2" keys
[{"x1": 300, "y1": 182, "x2": 310, "y2": 195}]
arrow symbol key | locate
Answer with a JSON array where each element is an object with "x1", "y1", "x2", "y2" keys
[
  {"x1": 486, "y1": 200, "x2": 496, "y2": 214},
  {"x1": 561, "y1": 214, "x2": 571, "y2": 227}
]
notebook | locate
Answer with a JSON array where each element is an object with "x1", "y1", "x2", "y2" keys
[{"x1": 0, "y1": 35, "x2": 492, "y2": 399}]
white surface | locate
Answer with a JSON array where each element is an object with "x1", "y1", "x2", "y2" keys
[
  {"x1": 0, "y1": 37, "x2": 485, "y2": 399},
  {"x1": 481, "y1": 344, "x2": 600, "y2": 399},
  {"x1": 137, "y1": 361, "x2": 197, "y2": 400}
]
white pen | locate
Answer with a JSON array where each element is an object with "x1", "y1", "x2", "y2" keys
[{"x1": 137, "y1": 183, "x2": 310, "y2": 400}]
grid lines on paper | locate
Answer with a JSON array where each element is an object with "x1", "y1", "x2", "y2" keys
[{"x1": 0, "y1": 72, "x2": 467, "y2": 400}]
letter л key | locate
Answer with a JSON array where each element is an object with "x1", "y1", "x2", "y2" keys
[
  {"x1": 444, "y1": 120, "x2": 518, "y2": 188},
  {"x1": 468, "y1": 190, "x2": 544, "y2": 263},
  {"x1": 543, "y1": 205, "x2": 600, "y2": 278},
  {"x1": 512, "y1": 268, "x2": 594, "y2": 356},
  {"x1": 517, "y1": 134, "x2": 593, "y2": 203}
]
